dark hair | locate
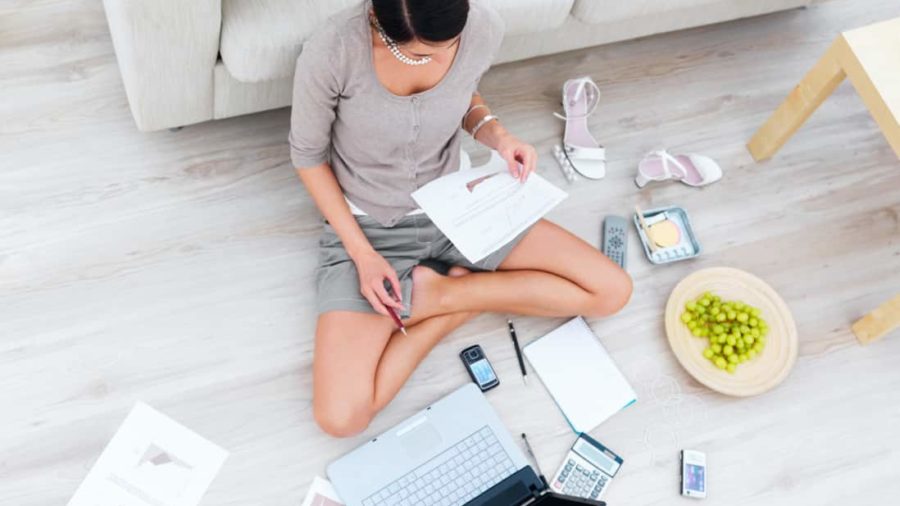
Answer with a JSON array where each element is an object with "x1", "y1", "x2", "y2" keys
[{"x1": 371, "y1": 0, "x2": 469, "y2": 44}]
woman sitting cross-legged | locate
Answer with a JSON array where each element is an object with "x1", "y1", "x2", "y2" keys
[{"x1": 290, "y1": 0, "x2": 632, "y2": 437}]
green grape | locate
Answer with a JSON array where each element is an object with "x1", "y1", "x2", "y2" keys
[{"x1": 681, "y1": 292, "x2": 771, "y2": 373}]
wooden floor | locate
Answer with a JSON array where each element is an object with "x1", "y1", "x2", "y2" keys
[{"x1": 2, "y1": 1, "x2": 899, "y2": 505}]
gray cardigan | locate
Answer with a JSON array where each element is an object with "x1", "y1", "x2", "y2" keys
[{"x1": 289, "y1": 1, "x2": 505, "y2": 227}]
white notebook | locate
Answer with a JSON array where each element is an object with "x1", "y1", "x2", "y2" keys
[{"x1": 524, "y1": 317, "x2": 636, "y2": 433}]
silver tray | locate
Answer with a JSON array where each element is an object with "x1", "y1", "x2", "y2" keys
[{"x1": 632, "y1": 206, "x2": 701, "y2": 264}]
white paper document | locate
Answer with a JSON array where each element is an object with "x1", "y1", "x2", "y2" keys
[
  {"x1": 300, "y1": 476, "x2": 344, "y2": 506},
  {"x1": 524, "y1": 317, "x2": 637, "y2": 433},
  {"x1": 411, "y1": 151, "x2": 568, "y2": 263},
  {"x1": 68, "y1": 402, "x2": 229, "y2": 506}
]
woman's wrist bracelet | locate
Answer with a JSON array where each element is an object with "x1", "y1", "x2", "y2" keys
[
  {"x1": 470, "y1": 114, "x2": 499, "y2": 140},
  {"x1": 461, "y1": 104, "x2": 488, "y2": 129}
]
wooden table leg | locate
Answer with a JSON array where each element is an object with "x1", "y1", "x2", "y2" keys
[
  {"x1": 852, "y1": 294, "x2": 900, "y2": 345},
  {"x1": 747, "y1": 39, "x2": 847, "y2": 162}
]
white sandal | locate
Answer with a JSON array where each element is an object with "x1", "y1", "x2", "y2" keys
[
  {"x1": 553, "y1": 77, "x2": 606, "y2": 181},
  {"x1": 635, "y1": 150, "x2": 723, "y2": 188}
]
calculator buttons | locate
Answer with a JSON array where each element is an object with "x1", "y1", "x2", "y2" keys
[{"x1": 552, "y1": 452, "x2": 613, "y2": 500}]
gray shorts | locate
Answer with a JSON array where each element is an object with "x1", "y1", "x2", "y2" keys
[{"x1": 316, "y1": 214, "x2": 530, "y2": 317}]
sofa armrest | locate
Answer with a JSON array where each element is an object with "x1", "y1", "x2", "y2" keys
[{"x1": 103, "y1": 0, "x2": 221, "y2": 131}]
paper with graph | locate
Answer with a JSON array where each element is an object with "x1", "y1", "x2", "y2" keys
[
  {"x1": 68, "y1": 402, "x2": 228, "y2": 506},
  {"x1": 412, "y1": 150, "x2": 568, "y2": 263}
]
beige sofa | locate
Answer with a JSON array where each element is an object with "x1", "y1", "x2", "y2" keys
[{"x1": 102, "y1": 0, "x2": 810, "y2": 132}]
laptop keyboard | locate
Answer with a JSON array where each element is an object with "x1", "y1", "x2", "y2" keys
[{"x1": 361, "y1": 426, "x2": 516, "y2": 506}]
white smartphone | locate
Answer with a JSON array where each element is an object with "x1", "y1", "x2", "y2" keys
[{"x1": 680, "y1": 450, "x2": 707, "y2": 499}]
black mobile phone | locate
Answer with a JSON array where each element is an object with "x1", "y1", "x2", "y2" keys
[{"x1": 460, "y1": 345, "x2": 500, "y2": 392}]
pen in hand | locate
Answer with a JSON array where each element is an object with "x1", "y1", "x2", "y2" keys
[{"x1": 383, "y1": 279, "x2": 407, "y2": 336}]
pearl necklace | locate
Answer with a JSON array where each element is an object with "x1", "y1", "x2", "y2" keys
[{"x1": 371, "y1": 18, "x2": 432, "y2": 66}]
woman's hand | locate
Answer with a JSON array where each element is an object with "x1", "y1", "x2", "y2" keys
[
  {"x1": 495, "y1": 133, "x2": 537, "y2": 182},
  {"x1": 352, "y1": 248, "x2": 404, "y2": 316}
]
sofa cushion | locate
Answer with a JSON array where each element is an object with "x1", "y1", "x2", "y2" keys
[
  {"x1": 220, "y1": 0, "x2": 575, "y2": 83},
  {"x1": 572, "y1": 0, "x2": 721, "y2": 25},
  {"x1": 220, "y1": 0, "x2": 361, "y2": 83},
  {"x1": 483, "y1": 0, "x2": 574, "y2": 36}
]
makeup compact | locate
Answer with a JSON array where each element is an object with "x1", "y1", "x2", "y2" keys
[{"x1": 633, "y1": 206, "x2": 701, "y2": 264}]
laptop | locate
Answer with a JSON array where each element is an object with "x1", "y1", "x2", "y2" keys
[{"x1": 328, "y1": 384, "x2": 606, "y2": 506}]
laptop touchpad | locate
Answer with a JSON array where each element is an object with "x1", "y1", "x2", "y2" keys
[{"x1": 398, "y1": 417, "x2": 442, "y2": 459}]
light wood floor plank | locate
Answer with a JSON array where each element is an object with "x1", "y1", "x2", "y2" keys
[{"x1": 1, "y1": 1, "x2": 899, "y2": 505}]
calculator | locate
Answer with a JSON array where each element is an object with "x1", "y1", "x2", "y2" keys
[{"x1": 549, "y1": 433, "x2": 623, "y2": 501}]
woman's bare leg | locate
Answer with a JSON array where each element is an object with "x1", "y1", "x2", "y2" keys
[
  {"x1": 312, "y1": 222, "x2": 631, "y2": 437},
  {"x1": 409, "y1": 219, "x2": 632, "y2": 319},
  {"x1": 313, "y1": 268, "x2": 475, "y2": 437},
  {"x1": 313, "y1": 310, "x2": 475, "y2": 437}
]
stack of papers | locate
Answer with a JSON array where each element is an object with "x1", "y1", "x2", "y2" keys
[{"x1": 412, "y1": 151, "x2": 568, "y2": 263}]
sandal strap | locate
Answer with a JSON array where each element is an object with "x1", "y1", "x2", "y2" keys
[
  {"x1": 553, "y1": 77, "x2": 601, "y2": 121},
  {"x1": 637, "y1": 149, "x2": 686, "y2": 181},
  {"x1": 564, "y1": 144, "x2": 606, "y2": 161},
  {"x1": 655, "y1": 150, "x2": 687, "y2": 179}
]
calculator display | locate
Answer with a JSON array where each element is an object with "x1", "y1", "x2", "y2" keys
[{"x1": 574, "y1": 438, "x2": 620, "y2": 476}]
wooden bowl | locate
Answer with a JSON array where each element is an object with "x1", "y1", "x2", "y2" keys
[{"x1": 665, "y1": 267, "x2": 798, "y2": 397}]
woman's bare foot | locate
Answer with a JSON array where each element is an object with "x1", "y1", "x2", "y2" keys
[
  {"x1": 447, "y1": 266, "x2": 471, "y2": 278},
  {"x1": 409, "y1": 264, "x2": 470, "y2": 320}
]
